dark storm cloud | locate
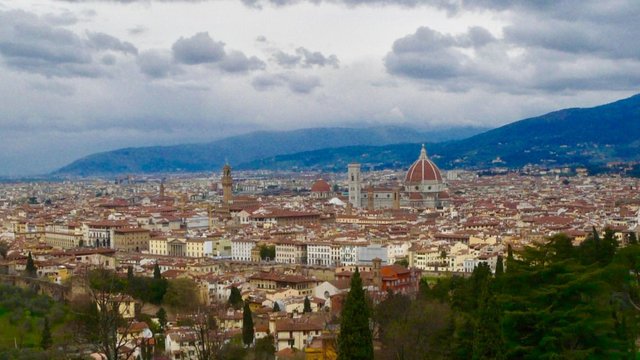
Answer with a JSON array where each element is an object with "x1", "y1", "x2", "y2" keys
[
  {"x1": 87, "y1": 32, "x2": 138, "y2": 55},
  {"x1": 137, "y1": 49, "x2": 175, "y2": 78},
  {"x1": 272, "y1": 47, "x2": 339, "y2": 68},
  {"x1": 385, "y1": 26, "x2": 490, "y2": 81},
  {"x1": 385, "y1": 10, "x2": 640, "y2": 94},
  {"x1": 172, "y1": 32, "x2": 226, "y2": 64},
  {"x1": 219, "y1": 51, "x2": 265, "y2": 72},
  {"x1": 272, "y1": 50, "x2": 301, "y2": 68},
  {"x1": 251, "y1": 72, "x2": 321, "y2": 93},
  {"x1": 296, "y1": 47, "x2": 339, "y2": 68},
  {"x1": 503, "y1": 18, "x2": 640, "y2": 60},
  {"x1": 101, "y1": 54, "x2": 117, "y2": 65},
  {"x1": 168, "y1": 32, "x2": 266, "y2": 74},
  {"x1": 136, "y1": 32, "x2": 265, "y2": 77},
  {"x1": 0, "y1": 9, "x2": 136, "y2": 78}
]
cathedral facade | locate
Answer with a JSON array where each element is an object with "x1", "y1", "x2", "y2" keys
[{"x1": 348, "y1": 145, "x2": 450, "y2": 210}]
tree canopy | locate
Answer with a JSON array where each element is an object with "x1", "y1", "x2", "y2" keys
[{"x1": 373, "y1": 230, "x2": 640, "y2": 359}]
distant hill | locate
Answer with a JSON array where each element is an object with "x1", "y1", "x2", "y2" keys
[
  {"x1": 54, "y1": 125, "x2": 487, "y2": 176},
  {"x1": 241, "y1": 94, "x2": 640, "y2": 171}
]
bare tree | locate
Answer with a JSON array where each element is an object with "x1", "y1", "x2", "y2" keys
[
  {"x1": 192, "y1": 305, "x2": 226, "y2": 360},
  {"x1": 71, "y1": 267, "x2": 148, "y2": 360}
]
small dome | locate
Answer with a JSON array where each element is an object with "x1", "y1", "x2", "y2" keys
[
  {"x1": 405, "y1": 145, "x2": 443, "y2": 183},
  {"x1": 311, "y1": 179, "x2": 331, "y2": 192}
]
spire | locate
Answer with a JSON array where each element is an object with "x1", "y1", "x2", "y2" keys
[{"x1": 420, "y1": 144, "x2": 427, "y2": 159}]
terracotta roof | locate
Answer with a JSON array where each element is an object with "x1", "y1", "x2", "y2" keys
[
  {"x1": 405, "y1": 145, "x2": 443, "y2": 183},
  {"x1": 311, "y1": 179, "x2": 331, "y2": 193}
]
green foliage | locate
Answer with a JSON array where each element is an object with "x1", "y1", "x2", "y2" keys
[
  {"x1": 375, "y1": 290, "x2": 453, "y2": 359},
  {"x1": 39, "y1": 317, "x2": 52, "y2": 350},
  {"x1": 88, "y1": 268, "x2": 126, "y2": 293},
  {"x1": 156, "y1": 307, "x2": 167, "y2": 330},
  {"x1": 0, "y1": 285, "x2": 68, "y2": 351},
  {"x1": 88, "y1": 268, "x2": 168, "y2": 305},
  {"x1": 338, "y1": 268, "x2": 373, "y2": 360},
  {"x1": 499, "y1": 235, "x2": 626, "y2": 358},
  {"x1": 375, "y1": 232, "x2": 640, "y2": 360},
  {"x1": 127, "y1": 275, "x2": 167, "y2": 305},
  {"x1": 259, "y1": 245, "x2": 276, "y2": 261},
  {"x1": 255, "y1": 334, "x2": 276, "y2": 360},
  {"x1": 218, "y1": 335, "x2": 248, "y2": 360},
  {"x1": 228, "y1": 286, "x2": 243, "y2": 310},
  {"x1": 242, "y1": 301, "x2": 254, "y2": 347},
  {"x1": 163, "y1": 278, "x2": 200, "y2": 312},
  {"x1": 303, "y1": 296, "x2": 312, "y2": 313},
  {"x1": 394, "y1": 258, "x2": 409, "y2": 268},
  {"x1": 580, "y1": 226, "x2": 618, "y2": 266},
  {"x1": 272, "y1": 302, "x2": 280, "y2": 312}
]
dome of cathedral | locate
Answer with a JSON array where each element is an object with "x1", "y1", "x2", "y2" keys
[
  {"x1": 405, "y1": 145, "x2": 443, "y2": 183},
  {"x1": 311, "y1": 179, "x2": 331, "y2": 192}
]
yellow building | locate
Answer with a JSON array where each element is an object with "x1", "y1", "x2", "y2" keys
[
  {"x1": 113, "y1": 228, "x2": 150, "y2": 252},
  {"x1": 305, "y1": 333, "x2": 337, "y2": 360},
  {"x1": 44, "y1": 265, "x2": 70, "y2": 284},
  {"x1": 149, "y1": 237, "x2": 213, "y2": 257}
]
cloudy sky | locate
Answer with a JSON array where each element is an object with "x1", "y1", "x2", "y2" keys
[{"x1": 1, "y1": 0, "x2": 639, "y2": 175}]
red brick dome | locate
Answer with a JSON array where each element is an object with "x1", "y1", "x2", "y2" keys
[
  {"x1": 311, "y1": 179, "x2": 331, "y2": 192},
  {"x1": 405, "y1": 145, "x2": 443, "y2": 183}
]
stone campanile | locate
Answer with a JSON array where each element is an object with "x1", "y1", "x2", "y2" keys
[
  {"x1": 222, "y1": 164, "x2": 233, "y2": 205},
  {"x1": 348, "y1": 163, "x2": 362, "y2": 208}
]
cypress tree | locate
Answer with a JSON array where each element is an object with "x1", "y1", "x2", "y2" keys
[
  {"x1": 338, "y1": 268, "x2": 373, "y2": 360},
  {"x1": 273, "y1": 301, "x2": 281, "y2": 312},
  {"x1": 41, "y1": 317, "x2": 52, "y2": 350},
  {"x1": 153, "y1": 262, "x2": 162, "y2": 279},
  {"x1": 127, "y1": 265, "x2": 134, "y2": 282},
  {"x1": 0, "y1": 241, "x2": 8, "y2": 259},
  {"x1": 495, "y1": 255, "x2": 504, "y2": 277},
  {"x1": 303, "y1": 296, "x2": 312, "y2": 313},
  {"x1": 156, "y1": 307, "x2": 167, "y2": 330},
  {"x1": 229, "y1": 286, "x2": 243, "y2": 310},
  {"x1": 26, "y1": 251, "x2": 37, "y2": 278},
  {"x1": 600, "y1": 227, "x2": 618, "y2": 265},
  {"x1": 243, "y1": 301, "x2": 255, "y2": 347}
]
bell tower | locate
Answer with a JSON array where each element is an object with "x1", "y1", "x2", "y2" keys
[
  {"x1": 222, "y1": 164, "x2": 233, "y2": 205},
  {"x1": 348, "y1": 163, "x2": 362, "y2": 208}
]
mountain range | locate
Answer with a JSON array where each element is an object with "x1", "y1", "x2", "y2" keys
[
  {"x1": 54, "y1": 126, "x2": 486, "y2": 176},
  {"x1": 241, "y1": 93, "x2": 640, "y2": 171},
  {"x1": 55, "y1": 93, "x2": 640, "y2": 176}
]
